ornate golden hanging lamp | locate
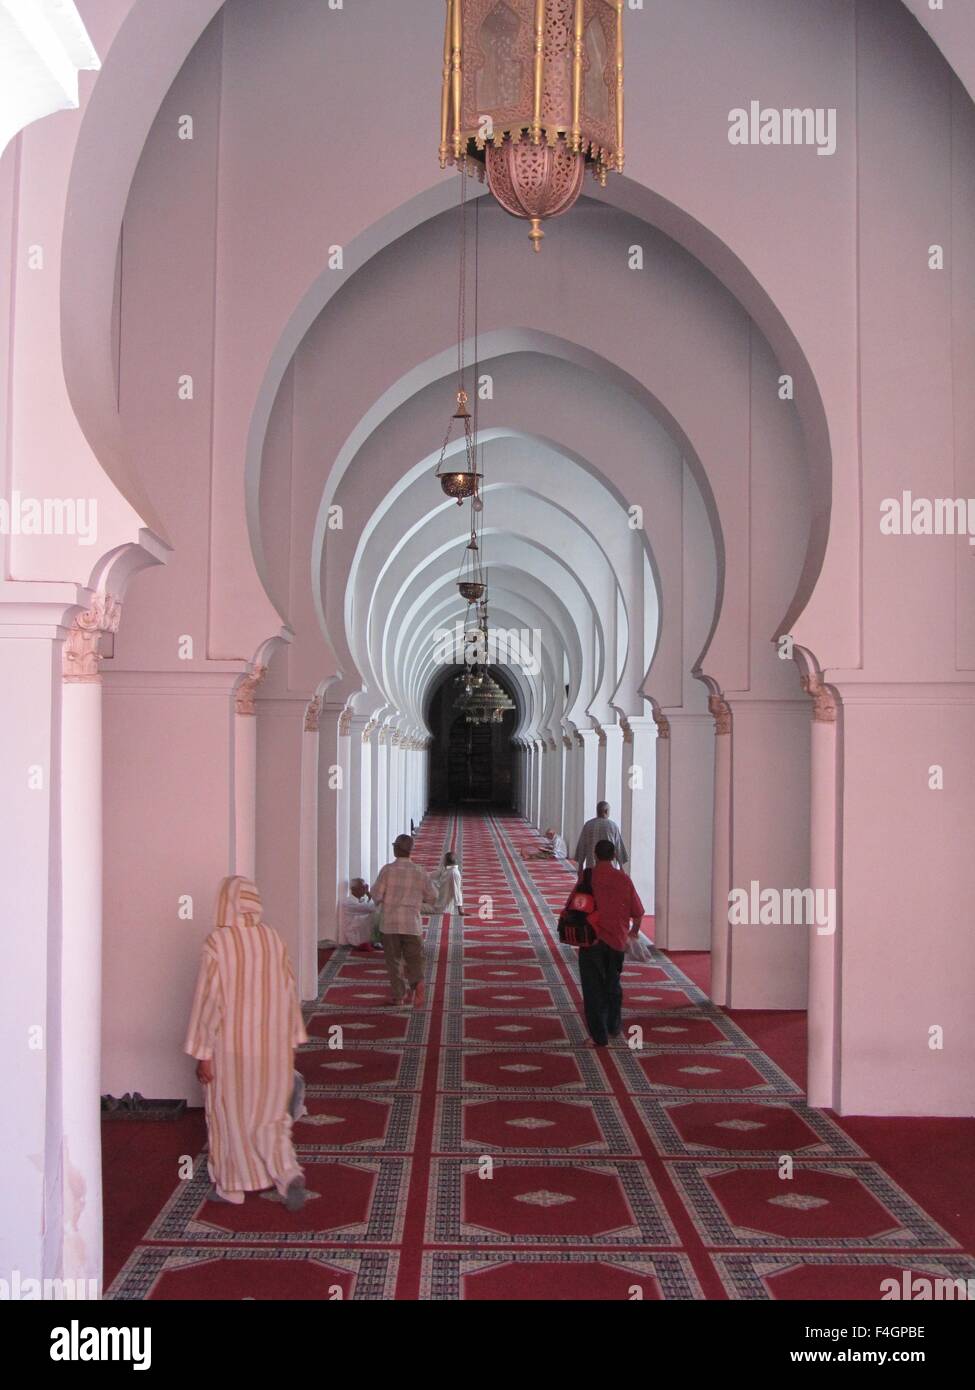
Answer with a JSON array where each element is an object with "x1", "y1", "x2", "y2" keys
[{"x1": 439, "y1": 0, "x2": 624, "y2": 251}]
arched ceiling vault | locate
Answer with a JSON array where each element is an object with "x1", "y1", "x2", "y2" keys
[
  {"x1": 264, "y1": 198, "x2": 812, "y2": 704},
  {"x1": 65, "y1": 0, "x2": 975, "y2": 679}
]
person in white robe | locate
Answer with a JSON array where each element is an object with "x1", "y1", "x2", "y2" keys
[
  {"x1": 527, "y1": 827, "x2": 569, "y2": 860},
  {"x1": 184, "y1": 876, "x2": 308, "y2": 1210},
  {"x1": 432, "y1": 852, "x2": 464, "y2": 915},
  {"x1": 338, "y1": 877, "x2": 381, "y2": 951}
]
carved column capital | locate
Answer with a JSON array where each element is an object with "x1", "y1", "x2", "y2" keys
[
  {"x1": 361, "y1": 718, "x2": 378, "y2": 743},
  {"x1": 62, "y1": 594, "x2": 122, "y2": 683},
  {"x1": 338, "y1": 708, "x2": 352, "y2": 737},
  {"x1": 801, "y1": 673, "x2": 839, "y2": 724},
  {"x1": 303, "y1": 695, "x2": 322, "y2": 732},
  {"x1": 652, "y1": 709, "x2": 670, "y2": 740},
  {"x1": 235, "y1": 664, "x2": 267, "y2": 715},
  {"x1": 562, "y1": 734, "x2": 573, "y2": 750},
  {"x1": 546, "y1": 736, "x2": 557, "y2": 752},
  {"x1": 708, "y1": 694, "x2": 732, "y2": 736}
]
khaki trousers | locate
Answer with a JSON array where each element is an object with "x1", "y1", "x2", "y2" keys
[{"x1": 382, "y1": 932, "x2": 424, "y2": 1000}]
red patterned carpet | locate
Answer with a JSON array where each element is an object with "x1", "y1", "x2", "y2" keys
[{"x1": 104, "y1": 812, "x2": 975, "y2": 1300}]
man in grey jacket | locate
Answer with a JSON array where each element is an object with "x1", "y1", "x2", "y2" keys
[{"x1": 574, "y1": 802, "x2": 629, "y2": 870}]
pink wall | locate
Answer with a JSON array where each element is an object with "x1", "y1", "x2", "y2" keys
[{"x1": 101, "y1": 674, "x2": 236, "y2": 1102}]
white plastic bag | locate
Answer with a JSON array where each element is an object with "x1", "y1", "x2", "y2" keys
[{"x1": 626, "y1": 932, "x2": 655, "y2": 964}]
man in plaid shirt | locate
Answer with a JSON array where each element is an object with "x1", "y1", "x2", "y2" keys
[{"x1": 372, "y1": 834, "x2": 438, "y2": 1007}]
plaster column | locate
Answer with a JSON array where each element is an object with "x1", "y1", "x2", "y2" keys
[
  {"x1": 601, "y1": 723, "x2": 625, "y2": 826},
  {"x1": 540, "y1": 736, "x2": 558, "y2": 830},
  {"x1": 532, "y1": 738, "x2": 546, "y2": 827},
  {"x1": 708, "y1": 695, "x2": 733, "y2": 1007},
  {"x1": 655, "y1": 709, "x2": 714, "y2": 950},
  {"x1": 575, "y1": 729, "x2": 601, "y2": 838},
  {"x1": 0, "y1": 599, "x2": 74, "y2": 1285},
  {"x1": 255, "y1": 692, "x2": 309, "y2": 988},
  {"x1": 317, "y1": 703, "x2": 349, "y2": 942},
  {"x1": 802, "y1": 675, "x2": 841, "y2": 1110},
  {"x1": 723, "y1": 695, "x2": 810, "y2": 1010},
  {"x1": 298, "y1": 698, "x2": 321, "y2": 1001},
  {"x1": 825, "y1": 683, "x2": 975, "y2": 1116},
  {"x1": 388, "y1": 734, "x2": 403, "y2": 843},
  {"x1": 514, "y1": 741, "x2": 526, "y2": 816},
  {"x1": 559, "y1": 734, "x2": 575, "y2": 842},
  {"x1": 346, "y1": 716, "x2": 373, "y2": 882},
  {"x1": 60, "y1": 595, "x2": 121, "y2": 1294},
  {"x1": 620, "y1": 716, "x2": 656, "y2": 913},
  {"x1": 370, "y1": 726, "x2": 388, "y2": 879},
  {"x1": 233, "y1": 664, "x2": 266, "y2": 877},
  {"x1": 398, "y1": 735, "x2": 409, "y2": 837},
  {"x1": 653, "y1": 714, "x2": 672, "y2": 943}
]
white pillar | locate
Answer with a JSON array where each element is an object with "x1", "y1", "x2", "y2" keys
[
  {"x1": 0, "y1": 609, "x2": 67, "y2": 1286},
  {"x1": 532, "y1": 739, "x2": 545, "y2": 827},
  {"x1": 369, "y1": 728, "x2": 387, "y2": 881},
  {"x1": 60, "y1": 596, "x2": 121, "y2": 1294},
  {"x1": 317, "y1": 704, "x2": 348, "y2": 942},
  {"x1": 804, "y1": 676, "x2": 841, "y2": 1109},
  {"x1": 655, "y1": 708, "x2": 714, "y2": 950},
  {"x1": 601, "y1": 724, "x2": 625, "y2": 824},
  {"x1": 298, "y1": 699, "x2": 320, "y2": 1001},
  {"x1": 576, "y1": 729, "x2": 601, "y2": 833},
  {"x1": 653, "y1": 716, "x2": 672, "y2": 942},
  {"x1": 233, "y1": 665, "x2": 266, "y2": 877},
  {"x1": 621, "y1": 716, "x2": 656, "y2": 913},
  {"x1": 708, "y1": 695, "x2": 733, "y2": 1007},
  {"x1": 562, "y1": 737, "x2": 579, "y2": 846},
  {"x1": 346, "y1": 716, "x2": 372, "y2": 881}
]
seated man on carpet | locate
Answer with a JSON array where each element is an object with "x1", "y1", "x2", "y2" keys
[
  {"x1": 526, "y1": 826, "x2": 569, "y2": 861},
  {"x1": 575, "y1": 840, "x2": 645, "y2": 1047},
  {"x1": 337, "y1": 876, "x2": 382, "y2": 953},
  {"x1": 185, "y1": 875, "x2": 309, "y2": 1210}
]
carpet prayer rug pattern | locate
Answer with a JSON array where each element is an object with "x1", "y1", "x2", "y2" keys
[{"x1": 106, "y1": 812, "x2": 975, "y2": 1301}]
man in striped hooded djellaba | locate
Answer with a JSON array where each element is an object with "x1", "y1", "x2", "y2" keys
[{"x1": 184, "y1": 876, "x2": 309, "y2": 1210}]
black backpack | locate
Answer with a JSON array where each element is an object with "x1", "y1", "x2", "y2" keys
[{"x1": 557, "y1": 868, "x2": 597, "y2": 947}]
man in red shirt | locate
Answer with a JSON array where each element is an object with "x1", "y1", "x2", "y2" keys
[{"x1": 578, "y1": 839, "x2": 646, "y2": 1046}]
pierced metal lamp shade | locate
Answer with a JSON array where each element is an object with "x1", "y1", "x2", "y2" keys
[
  {"x1": 439, "y1": 0, "x2": 625, "y2": 250},
  {"x1": 441, "y1": 470, "x2": 482, "y2": 503}
]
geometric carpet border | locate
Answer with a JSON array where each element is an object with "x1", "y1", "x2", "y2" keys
[
  {"x1": 417, "y1": 1249, "x2": 704, "y2": 1300},
  {"x1": 667, "y1": 1160, "x2": 961, "y2": 1251},
  {"x1": 433, "y1": 1093, "x2": 639, "y2": 1155},
  {"x1": 439, "y1": 1044, "x2": 608, "y2": 1094},
  {"x1": 105, "y1": 1245, "x2": 399, "y2": 1301},
  {"x1": 424, "y1": 1156, "x2": 679, "y2": 1247},
  {"x1": 712, "y1": 1251, "x2": 975, "y2": 1301},
  {"x1": 292, "y1": 1092, "x2": 419, "y2": 1153},
  {"x1": 611, "y1": 1044, "x2": 803, "y2": 1097},
  {"x1": 145, "y1": 1155, "x2": 410, "y2": 1246},
  {"x1": 634, "y1": 1096, "x2": 867, "y2": 1159}
]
